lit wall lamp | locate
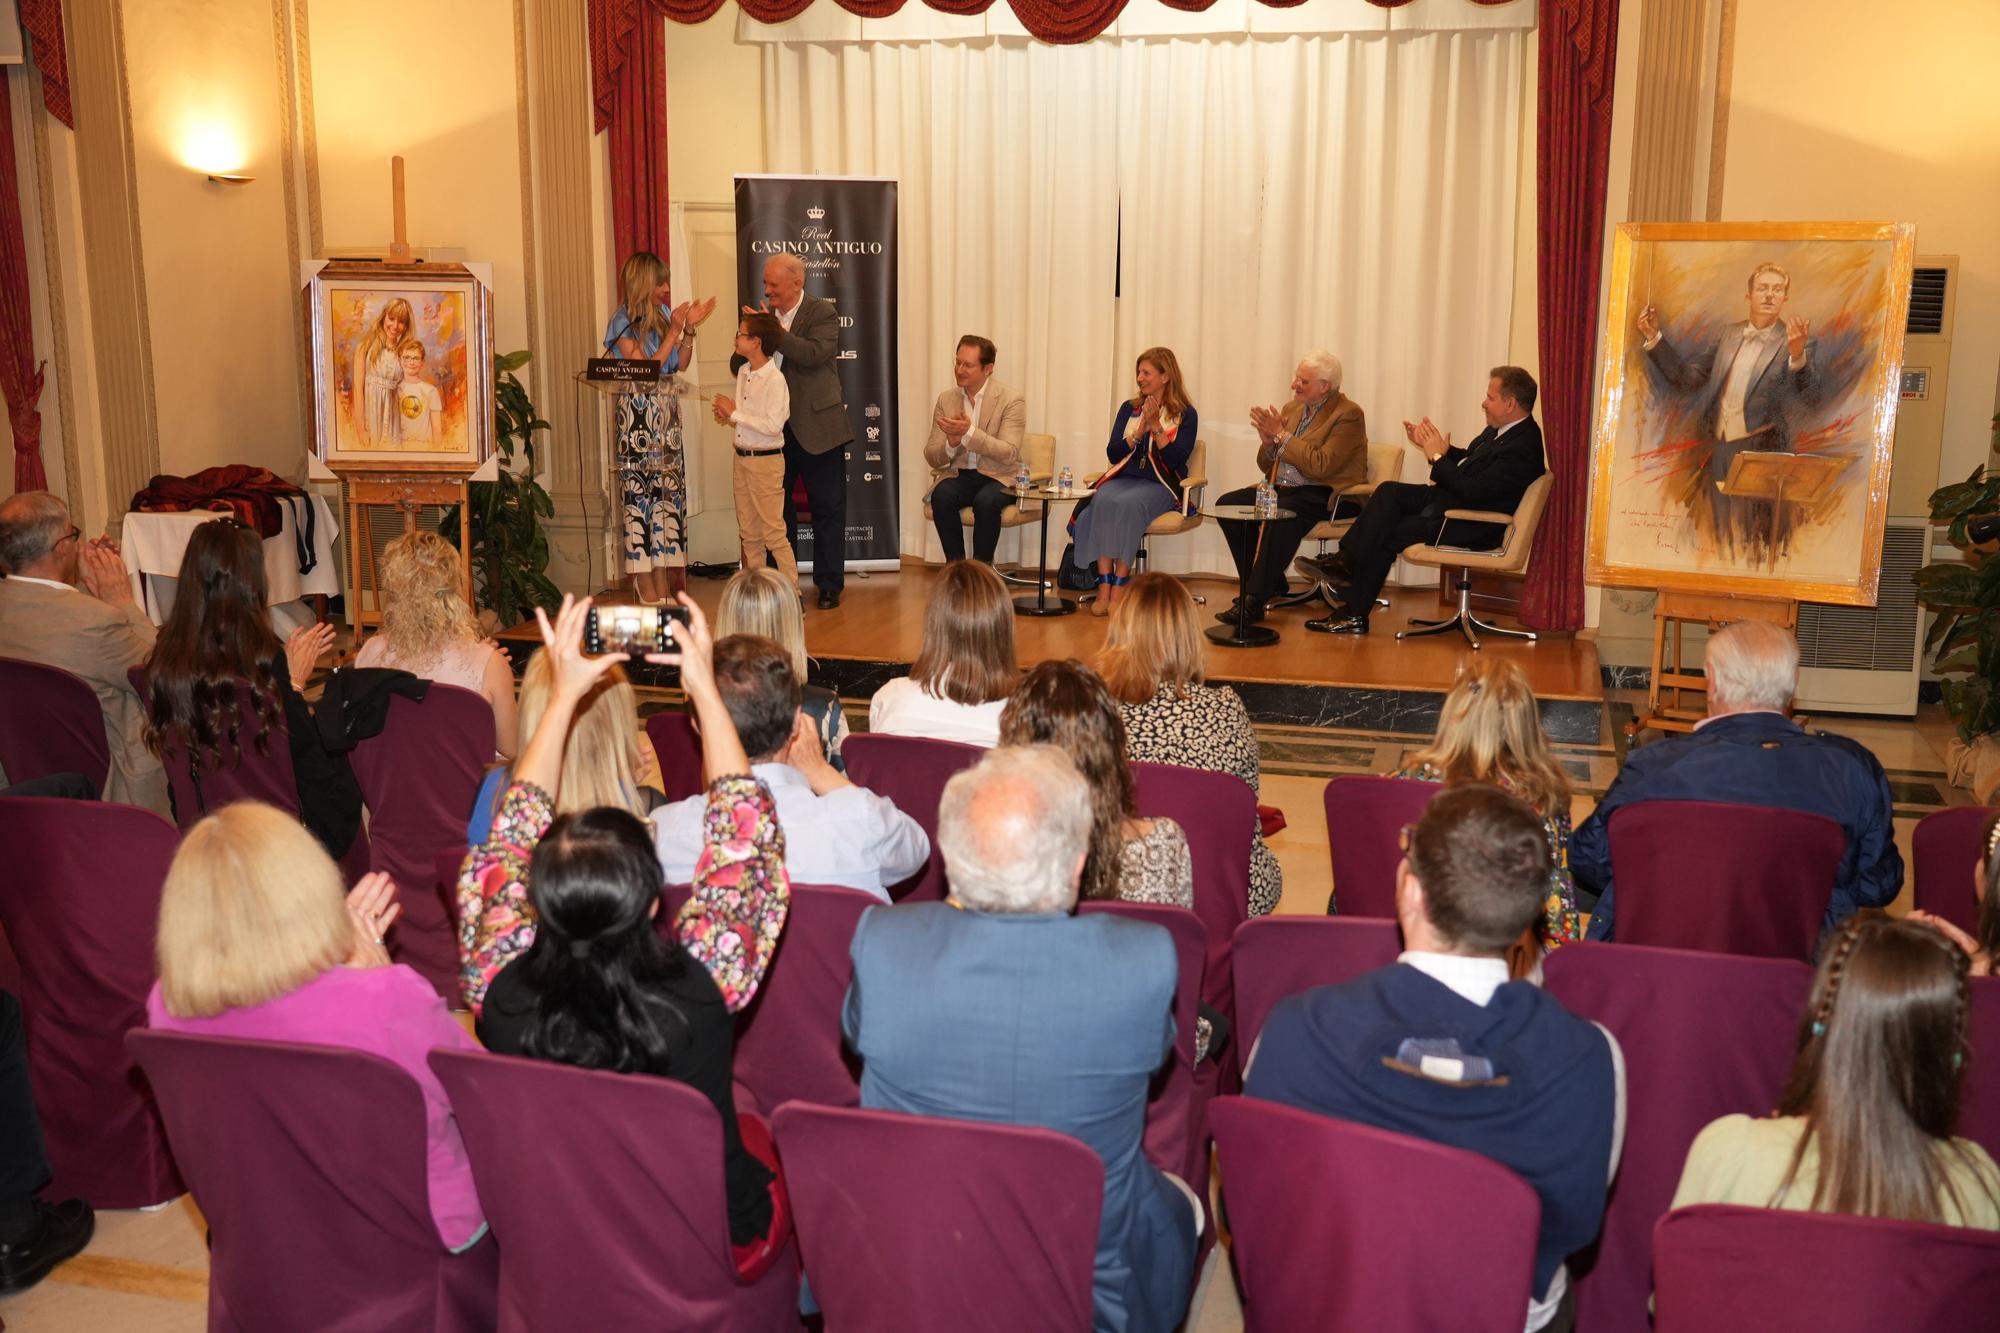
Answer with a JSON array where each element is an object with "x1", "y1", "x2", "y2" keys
[{"x1": 204, "y1": 173, "x2": 254, "y2": 185}]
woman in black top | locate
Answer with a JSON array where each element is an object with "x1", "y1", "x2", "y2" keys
[{"x1": 140, "y1": 520, "x2": 359, "y2": 858}]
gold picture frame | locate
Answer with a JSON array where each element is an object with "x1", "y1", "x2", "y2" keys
[{"x1": 1587, "y1": 221, "x2": 1915, "y2": 606}]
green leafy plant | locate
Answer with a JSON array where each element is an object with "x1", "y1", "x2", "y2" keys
[
  {"x1": 439, "y1": 350, "x2": 560, "y2": 627},
  {"x1": 1914, "y1": 413, "x2": 2000, "y2": 742}
]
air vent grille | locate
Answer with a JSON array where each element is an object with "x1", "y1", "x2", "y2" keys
[
  {"x1": 1796, "y1": 523, "x2": 1924, "y2": 671},
  {"x1": 1907, "y1": 267, "x2": 1947, "y2": 336}
]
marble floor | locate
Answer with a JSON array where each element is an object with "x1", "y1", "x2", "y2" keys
[{"x1": 6, "y1": 696, "x2": 1966, "y2": 1329}]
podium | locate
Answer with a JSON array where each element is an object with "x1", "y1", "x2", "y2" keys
[{"x1": 1717, "y1": 450, "x2": 1845, "y2": 571}]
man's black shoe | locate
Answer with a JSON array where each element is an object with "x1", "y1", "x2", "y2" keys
[
  {"x1": 817, "y1": 589, "x2": 841, "y2": 610},
  {"x1": 1293, "y1": 554, "x2": 1354, "y2": 592},
  {"x1": 0, "y1": 1197, "x2": 95, "y2": 1295},
  {"x1": 1304, "y1": 613, "x2": 1370, "y2": 636},
  {"x1": 1215, "y1": 599, "x2": 1266, "y2": 626}
]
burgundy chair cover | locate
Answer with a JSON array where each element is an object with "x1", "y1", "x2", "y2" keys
[
  {"x1": 126, "y1": 1030, "x2": 497, "y2": 1333},
  {"x1": 1913, "y1": 805, "x2": 1990, "y2": 935},
  {"x1": 430, "y1": 1047, "x2": 798, "y2": 1331},
  {"x1": 642, "y1": 708, "x2": 705, "y2": 804},
  {"x1": 772, "y1": 1102, "x2": 1102, "y2": 1333},
  {"x1": 1608, "y1": 799, "x2": 1846, "y2": 960},
  {"x1": 1544, "y1": 942, "x2": 1812, "y2": 1333},
  {"x1": 1211, "y1": 1096, "x2": 1539, "y2": 1333},
  {"x1": 1321, "y1": 776, "x2": 1440, "y2": 918},
  {"x1": 1964, "y1": 975, "x2": 2000, "y2": 1159},
  {"x1": 841, "y1": 733, "x2": 984, "y2": 901},
  {"x1": 1231, "y1": 916, "x2": 1403, "y2": 1056},
  {"x1": 1079, "y1": 899, "x2": 1211, "y2": 1191},
  {"x1": 0, "y1": 796, "x2": 182, "y2": 1207},
  {"x1": 0, "y1": 656, "x2": 110, "y2": 797},
  {"x1": 1131, "y1": 762, "x2": 1255, "y2": 1077},
  {"x1": 351, "y1": 683, "x2": 494, "y2": 1001},
  {"x1": 1653, "y1": 1204, "x2": 2000, "y2": 1333},
  {"x1": 662, "y1": 880, "x2": 872, "y2": 1115}
]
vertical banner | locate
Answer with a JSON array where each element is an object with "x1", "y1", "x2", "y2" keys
[{"x1": 734, "y1": 175, "x2": 900, "y2": 571}]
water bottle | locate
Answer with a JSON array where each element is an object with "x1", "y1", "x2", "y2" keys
[
  {"x1": 1057, "y1": 465, "x2": 1074, "y2": 497},
  {"x1": 1255, "y1": 479, "x2": 1276, "y2": 518},
  {"x1": 1015, "y1": 460, "x2": 1032, "y2": 494}
]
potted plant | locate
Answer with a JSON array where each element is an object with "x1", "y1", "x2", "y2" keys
[
  {"x1": 441, "y1": 350, "x2": 561, "y2": 629},
  {"x1": 1914, "y1": 413, "x2": 2000, "y2": 798}
]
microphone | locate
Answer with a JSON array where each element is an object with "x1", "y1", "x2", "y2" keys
[{"x1": 1970, "y1": 514, "x2": 2000, "y2": 545}]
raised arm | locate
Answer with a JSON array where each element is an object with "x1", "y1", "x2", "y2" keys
[
  {"x1": 965, "y1": 388, "x2": 1028, "y2": 467},
  {"x1": 775, "y1": 299, "x2": 840, "y2": 370}
]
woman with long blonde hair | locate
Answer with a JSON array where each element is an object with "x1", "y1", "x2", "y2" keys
[
  {"x1": 715, "y1": 566, "x2": 848, "y2": 770},
  {"x1": 1069, "y1": 346, "x2": 1200, "y2": 615},
  {"x1": 355, "y1": 530, "x2": 518, "y2": 758},
  {"x1": 350, "y1": 297, "x2": 414, "y2": 447},
  {"x1": 869, "y1": 560, "x2": 1017, "y2": 746},
  {"x1": 1390, "y1": 657, "x2": 1580, "y2": 945}
]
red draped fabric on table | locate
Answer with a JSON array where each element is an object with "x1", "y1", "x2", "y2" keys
[
  {"x1": 0, "y1": 78, "x2": 50, "y2": 493},
  {"x1": 1524, "y1": 0, "x2": 1620, "y2": 632}
]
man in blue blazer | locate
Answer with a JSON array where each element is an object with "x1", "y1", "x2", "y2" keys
[
  {"x1": 1572, "y1": 618, "x2": 1901, "y2": 939},
  {"x1": 843, "y1": 745, "x2": 1198, "y2": 1333}
]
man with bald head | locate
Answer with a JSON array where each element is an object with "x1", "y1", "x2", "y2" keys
[
  {"x1": 0, "y1": 492, "x2": 168, "y2": 812},
  {"x1": 732, "y1": 252, "x2": 856, "y2": 609}
]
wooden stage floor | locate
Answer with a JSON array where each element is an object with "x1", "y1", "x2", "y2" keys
[{"x1": 503, "y1": 559, "x2": 1606, "y2": 741}]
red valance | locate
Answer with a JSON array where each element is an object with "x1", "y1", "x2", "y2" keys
[{"x1": 19, "y1": 0, "x2": 74, "y2": 129}]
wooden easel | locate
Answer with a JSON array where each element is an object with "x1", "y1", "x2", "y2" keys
[{"x1": 1629, "y1": 589, "x2": 1798, "y2": 740}]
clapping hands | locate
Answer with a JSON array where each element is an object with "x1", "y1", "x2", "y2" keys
[
  {"x1": 285, "y1": 621, "x2": 337, "y2": 690},
  {"x1": 1403, "y1": 417, "x2": 1452, "y2": 462}
]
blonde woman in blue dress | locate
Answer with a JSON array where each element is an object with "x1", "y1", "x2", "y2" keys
[{"x1": 350, "y1": 298, "x2": 414, "y2": 448}]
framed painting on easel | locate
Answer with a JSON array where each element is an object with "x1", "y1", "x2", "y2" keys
[{"x1": 1586, "y1": 221, "x2": 1916, "y2": 607}]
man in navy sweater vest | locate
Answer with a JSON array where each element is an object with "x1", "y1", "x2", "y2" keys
[{"x1": 1247, "y1": 786, "x2": 1625, "y2": 1332}]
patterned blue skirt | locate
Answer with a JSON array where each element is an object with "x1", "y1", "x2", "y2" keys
[{"x1": 615, "y1": 385, "x2": 686, "y2": 573}]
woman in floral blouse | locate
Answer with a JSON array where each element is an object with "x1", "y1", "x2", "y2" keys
[
  {"x1": 1388, "y1": 656, "x2": 1583, "y2": 951},
  {"x1": 456, "y1": 593, "x2": 792, "y2": 1275}
]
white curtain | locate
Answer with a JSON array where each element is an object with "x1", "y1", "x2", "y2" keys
[{"x1": 761, "y1": 24, "x2": 1524, "y2": 573}]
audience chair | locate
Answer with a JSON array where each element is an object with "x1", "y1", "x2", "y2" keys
[
  {"x1": 773, "y1": 1102, "x2": 1102, "y2": 1333},
  {"x1": 1913, "y1": 805, "x2": 1991, "y2": 935},
  {"x1": 923, "y1": 431, "x2": 1057, "y2": 586},
  {"x1": 1653, "y1": 1204, "x2": 2000, "y2": 1333},
  {"x1": 1965, "y1": 976, "x2": 2000, "y2": 1160},
  {"x1": 643, "y1": 708, "x2": 705, "y2": 804},
  {"x1": 1268, "y1": 442, "x2": 1406, "y2": 613},
  {"x1": 1322, "y1": 775, "x2": 1441, "y2": 917},
  {"x1": 0, "y1": 656, "x2": 110, "y2": 797},
  {"x1": 1394, "y1": 470, "x2": 1554, "y2": 650},
  {"x1": 1231, "y1": 916, "x2": 1402, "y2": 1059},
  {"x1": 1132, "y1": 762, "x2": 1255, "y2": 1076},
  {"x1": 1211, "y1": 1097, "x2": 1539, "y2": 1333},
  {"x1": 351, "y1": 683, "x2": 495, "y2": 1001},
  {"x1": 430, "y1": 1047, "x2": 798, "y2": 1331},
  {"x1": 1607, "y1": 799, "x2": 1845, "y2": 961},
  {"x1": 0, "y1": 796, "x2": 183, "y2": 1208},
  {"x1": 662, "y1": 880, "x2": 872, "y2": 1115},
  {"x1": 1544, "y1": 942, "x2": 1812, "y2": 1333},
  {"x1": 128, "y1": 1030, "x2": 498, "y2": 1333},
  {"x1": 842, "y1": 732, "x2": 984, "y2": 901},
  {"x1": 1079, "y1": 899, "x2": 1210, "y2": 1191}
]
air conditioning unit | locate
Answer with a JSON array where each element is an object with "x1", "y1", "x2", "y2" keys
[{"x1": 1794, "y1": 257, "x2": 1955, "y2": 717}]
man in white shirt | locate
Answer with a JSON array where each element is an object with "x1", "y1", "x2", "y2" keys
[
  {"x1": 922, "y1": 335, "x2": 1029, "y2": 565},
  {"x1": 0, "y1": 492, "x2": 169, "y2": 813},
  {"x1": 714, "y1": 312, "x2": 796, "y2": 587},
  {"x1": 1636, "y1": 262, "x2": 1823, "y2": 556},
  {"x1": 651, "y1": 635, "x2": 928, "y2": 900}
]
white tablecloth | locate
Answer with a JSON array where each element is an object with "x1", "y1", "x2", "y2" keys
[{"x1": 122, "y1": 495, "x2": 340, "y2": 625}]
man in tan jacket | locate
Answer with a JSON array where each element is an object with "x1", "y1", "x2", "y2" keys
[
  {"x1": 0, "y1": 492, "x2": 168, "y2": 814},
  {"x1": 1215, "y1": 351, "x2": 1367, "y2": 623},
  {"x1": 922, "y1": 334, "x2": 1029, "y2": 566}
]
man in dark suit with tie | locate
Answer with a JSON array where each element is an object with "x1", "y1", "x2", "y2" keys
[
  {"x1": 1304, "y1": 366, "x2": 1546, "y2": 636},
  {"x1": 734, "y1": 253, "x2": 856, "y2": 609}
]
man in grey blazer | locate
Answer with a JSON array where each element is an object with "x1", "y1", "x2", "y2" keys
[
  {"x1": 843, "y1": 745, "x2": 1199, "y2": 1333},
  {"x1": 922, "y1": 334, "x2": 1029, "y2": 565},
  {"x1": 0, "y1": 492, "x2": 168, "y2": 814},
  {"x1": 736, "y1": 253, "x2": 855, "y2": 609}
]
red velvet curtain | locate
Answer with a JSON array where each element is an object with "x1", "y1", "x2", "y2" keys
[
  {"x1": 0, "y1": 77, "x2": 49, "y2": 493},
  {"x1": 1523, "y1": 0, "x2": 1619, "y2": 632},
  {"x1": 607, "y1": 5, "x2": 672, "y2": 267},
  {"x1": 19, "y1": 0, "x2": 74, "y2": 129}
]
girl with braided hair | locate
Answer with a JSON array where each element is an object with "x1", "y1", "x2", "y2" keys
[
  {"x1": 1671, "y1": 916, "x2": 2000, "y2": 1228},
  {"x1": 1909, "y1": 810, "x2": 2000, "y2": 977}
]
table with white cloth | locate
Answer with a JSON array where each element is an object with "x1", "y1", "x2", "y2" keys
[{"x1": 121, "y1": 495, "x2": 340, "y2": 626}]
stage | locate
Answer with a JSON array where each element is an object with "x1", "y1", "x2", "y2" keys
[{"x1": 500, "y1": 559, "x2": 1607, "y2": 744}]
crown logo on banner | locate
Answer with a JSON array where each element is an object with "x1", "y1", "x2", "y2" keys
[{"x1": 806, "y1": 206, "x2": 827, "y2": 220}]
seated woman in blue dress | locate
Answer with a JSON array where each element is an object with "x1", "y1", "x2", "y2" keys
[{"x1": 1070, "y1": 346, "x2": 1199, "y2": 616}]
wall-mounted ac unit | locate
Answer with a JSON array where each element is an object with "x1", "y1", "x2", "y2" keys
[{"x1": 1795, "y1": 256, "x2": 1955, "y2": 717}]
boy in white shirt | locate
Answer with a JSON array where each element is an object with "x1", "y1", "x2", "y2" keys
[
  {"x1": 713, "y1": 312, "x2": 795, "y2": 587},
  {"x1": 394, "y1": 340, "x2": 445, "y2": 445}
]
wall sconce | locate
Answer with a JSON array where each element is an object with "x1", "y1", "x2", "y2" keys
[{"x1": 204, "y1": 172, "x2": 254, "y2": 185}]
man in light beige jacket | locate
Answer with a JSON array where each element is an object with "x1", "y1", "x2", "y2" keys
[
  {"x1": 923, "y1": 334, "x2": 1029, "y2": 565},
  {"x1": 0, "y1": 492, "x2": 169, "y2": 814}
]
